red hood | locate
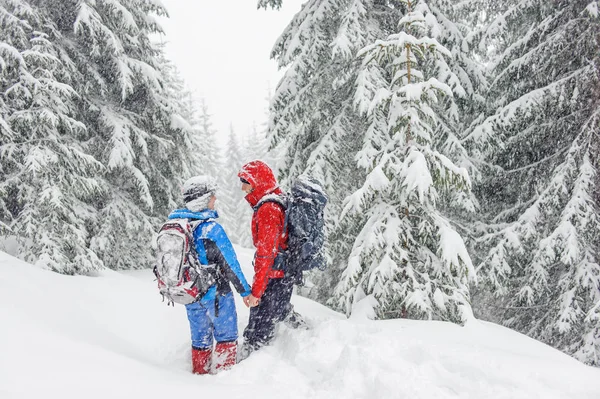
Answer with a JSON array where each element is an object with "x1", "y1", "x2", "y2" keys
[{"x1": 238, "y1": 160, "x2": 282, "y2": 206}]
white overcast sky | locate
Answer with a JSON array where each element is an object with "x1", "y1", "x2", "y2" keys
[{"x1": 157, "y1": 0, "x2": 304, "y2": 141}]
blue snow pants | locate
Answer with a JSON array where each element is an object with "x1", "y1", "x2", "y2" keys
[
  {"x1": 185, "y1": 292, "x2": 238, "y2": 350},
  {"x1": 243, "y1": 277, "x2": 294, "y2": 349}
]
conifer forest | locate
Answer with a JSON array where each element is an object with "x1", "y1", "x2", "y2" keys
[{"x1": 1, "y1": 0, "x2": 599, "y2": 366}]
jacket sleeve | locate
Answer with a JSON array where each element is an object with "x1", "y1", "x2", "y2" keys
[
  {"x1": 252, "y1": 202, "x2": 285, "y2": 298},
  {"x1": 204, "y1": 223, "x2": 251, "y2": 297}
]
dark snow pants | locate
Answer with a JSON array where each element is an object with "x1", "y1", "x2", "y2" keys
[{"x1": 243, "y1": 277, "x2": 294, "y2": 350}]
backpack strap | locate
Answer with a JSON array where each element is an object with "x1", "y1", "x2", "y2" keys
[
  {"x1": 187, "y1": 219, "x2": 207, "y2": 267},
  {"x1": 253, "y1": 193, "x2": 287, "y2": 212},
  {"x1": 253, "y1": 193, "x2": 289, "y2": 239},
  {"x1": 253, "y1": 195, "x2": 290, "y2": 275},
  {"x1": 282, "y1": 202, "x2": 290, "y2": 240},
  {"x1": 187, "y1": 219, "x2": 220, "y2": 313}
]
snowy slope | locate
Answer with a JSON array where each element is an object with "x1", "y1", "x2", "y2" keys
[{"x1": 1, "y1": 248, "x2": 599, "y2": 399}]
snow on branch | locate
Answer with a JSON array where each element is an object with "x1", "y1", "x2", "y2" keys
[
  {"x1": 465, "y1": 66, "x2": 592, "y2": 150},
  {"x1": 359, "y1": 32, "x2": 451, "y2": 67},
  {"x1": 332, "y1": 0, "x2": 368, "y2": 61},
  {"x1": 340, "y1": 163, "x2": 389, "y2": 219},
  {"x1": 399, "y1": 148, "x2": 433, "y2": 205},
  {"x1": 585, "y1": 1, "x2": 599, "y2": 17},
  {"x1": 433, "y1": 213, "x2": 476, "y2": 280}
]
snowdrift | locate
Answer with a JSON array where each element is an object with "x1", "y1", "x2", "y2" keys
[{"x1": 1, "y1": 249, "x2": 599, "y2": 399}]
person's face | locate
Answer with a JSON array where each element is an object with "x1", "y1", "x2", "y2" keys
[
  {"x1": 207, "y1": 195, "x2": 217, "y2": 210},
  {"x1": 241, "y1": 182, "x2": 253, "y2": 194}
]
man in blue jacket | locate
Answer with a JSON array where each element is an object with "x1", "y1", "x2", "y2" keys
[{"x1": 168, "y1": 176, "x2": 251, "y2": 374}]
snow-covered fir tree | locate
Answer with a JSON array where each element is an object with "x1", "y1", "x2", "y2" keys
[
  {"x1": 0, "y1": 1, "x2": 103, "y2": 273},
  {"x1": 187, "y1": 96, "x2": 223, "y2": 178},
  {"x1": 265, "y1": 0, "x2": 398, "y2": 305},
  {"x1": 73, "y1": 0, "x2": 197, "y2": 271},
  {"x1": 469, "y1": 0, "x2": 600, "y2": 365},
  {"x1": 256, "y1": 88, "x2": 287, "y2": 175},
  {"x1": 0, "y1": 0, "x2": 197, "y2": 273},
  {"x1": 244, "y1": 123, "x2": 269, "y2": 165},
  {"x1": 219, "y1": 125, "x2": 252, "y2": 247},
  {"x1": 258, "y1": 0, "x2": 283, "y2": 9},
  {"x1": 263, "y1": 0, "x2": 485, "y2": 316},
  {"x1": 333, "y1": 0, "x2": 476, "y2": 322}
]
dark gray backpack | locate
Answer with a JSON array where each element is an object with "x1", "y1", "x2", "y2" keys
[{"x1": 255, "y1": 176, "x2": 328, "y2": 277}]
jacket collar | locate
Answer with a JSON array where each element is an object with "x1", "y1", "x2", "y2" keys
[
  {"x1": 245, "y1": 186, "x2": 284, "y2": 207},
  {"x1": 168, "y1": 208, "x2": 218, "y2": 221}
]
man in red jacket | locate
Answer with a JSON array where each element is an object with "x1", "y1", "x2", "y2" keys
[{"x1": 238, "y1": 160, "x2": 294, "y2": 358}]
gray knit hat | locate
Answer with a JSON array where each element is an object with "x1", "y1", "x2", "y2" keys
[{"x1": 182, "y1": 175, "x2": 217, "y2": 212}]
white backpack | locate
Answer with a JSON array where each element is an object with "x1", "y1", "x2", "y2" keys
[{"x1": 153, "y1": 219, "x2": 216, "y2": 305}]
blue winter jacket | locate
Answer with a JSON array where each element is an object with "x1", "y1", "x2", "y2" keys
[{"x1": 168, "y1": 208, "x2": 251, "y2": 302}]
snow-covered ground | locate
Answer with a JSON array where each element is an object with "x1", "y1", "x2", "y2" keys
[{"x1": 1, "y1": 248, "x2": 599, "y2": 399}]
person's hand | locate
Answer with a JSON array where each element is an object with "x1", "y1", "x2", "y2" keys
[
  {"x1": 243, "y1": 295, "x2": 251, "y2": 308},
  {"x1": 247, "y1": 294, "x2": 260, "y2": 307}
]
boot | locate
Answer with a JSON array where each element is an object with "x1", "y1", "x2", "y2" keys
[
  {"x1": 237, "y1": 340, "x2": 256, "y2": 362},
  {"x1": 237, "y1": 340, "x2": 260, "y2": 363},
  {"x1": 214, "y1": 341, "x2": 237, "y2": 371},
  {"x1": 191, "y1": 347, "x2": 212, "y2": 375},
  {"x1": 283, "y1": 309, "x2": 309, "y2": 330}
]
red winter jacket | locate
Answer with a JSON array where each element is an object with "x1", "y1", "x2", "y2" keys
[{"x1": 238, "y1": 160, "x2": 288, "y2": 298}]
